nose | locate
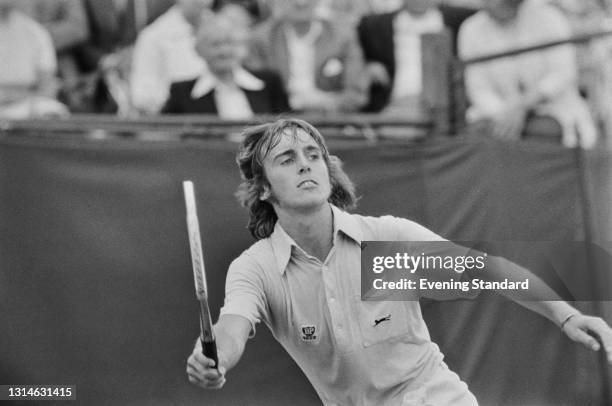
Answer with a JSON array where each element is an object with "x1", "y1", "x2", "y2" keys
[
  {"x1": 297, "y1": 155, "x2": 311, "y2": 174},
  {"x1": 298, "y1": 163, "x2": 311, "y2": 174}
]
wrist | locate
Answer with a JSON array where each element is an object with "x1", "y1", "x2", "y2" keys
[{"x1": 559, "y1": 311, "x2": 582, "y2": 330}]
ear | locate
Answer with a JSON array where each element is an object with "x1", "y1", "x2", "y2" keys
[{"x1": 260, "y1": 185, "x2": 271, "y2": 201}]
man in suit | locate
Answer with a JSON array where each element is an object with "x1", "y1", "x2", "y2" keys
[
  {"x1": 357, "y1": 0, "x2": 476, "y2": 112},
  {"x1": 247, "y1": 0, "x2": 367, "y2": 113},
  {"x1": 162, "y1": 12, "x2": 289, "y2": 117}
]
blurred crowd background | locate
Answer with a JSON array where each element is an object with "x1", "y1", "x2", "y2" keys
[{"x1": 1, "y1": 0, "x2": 612, "y2": 148}]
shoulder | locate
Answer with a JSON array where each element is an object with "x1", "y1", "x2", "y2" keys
[
  {"x1": 458, "y1": 9, "x2": 489, "y2": 36},
  {"x1": 13, "y1": 11, "x2": 49, "y2": 36},
  {"x1": 522, "y1": 0, "x2": 570, "y2": 29},
  {"x1": 351, "y1": 213, "x2": 445, "y2": 241},
  {"x1": 229, "y1": 238, "x2": 277, "y2": 275},
  {"x1": 138, "y1": 6, "x2": 179, "y2": 40}
]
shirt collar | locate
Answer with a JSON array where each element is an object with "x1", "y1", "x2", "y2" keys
[
  {"x1": 190, "y1": 68, "x2": 265, "y2": 99},
  {"x1": 270, "y1": 204, "x2": 363, "y2": 275}
]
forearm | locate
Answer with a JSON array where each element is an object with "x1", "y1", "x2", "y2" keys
[
  {"x1": 481, "y1": 256, "x2": 579, "y2": 326},
  {"x1": 211, "y1": 314, "x2": 251, "y2": 372},
  {"x1": 213, "y1": 324, "x2": 246, "y2": 372}
]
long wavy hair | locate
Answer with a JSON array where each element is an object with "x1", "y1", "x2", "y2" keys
[{"x1": 235, "y1": 118, "x2": 357, "y2": 240}]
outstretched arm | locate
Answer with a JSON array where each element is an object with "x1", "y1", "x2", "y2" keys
[
  {"x1": 186, "y1": 314, "x2": 252, "y2": 389},
  {"x1": 481, "y1": 255, "x2": 612, "y2": 363}
]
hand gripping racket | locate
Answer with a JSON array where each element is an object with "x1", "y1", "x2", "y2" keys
[{"x1": 183, "y1": 180, "x2": 219, "y2": 369}]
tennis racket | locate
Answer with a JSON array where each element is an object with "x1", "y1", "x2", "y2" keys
[{"x1": 183, "y1": 180, "x2": 219, "y2": 369}]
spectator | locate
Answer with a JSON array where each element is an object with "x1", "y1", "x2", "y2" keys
[
  {"x1": 551, "y1": 0, "x2": 612, "y2": 147},
  {"x1": 22, "y1": 0, "x2": 89, "y2": 111},
  {"x1": 247, "y1": 0, "x2": 367, "y2": 113},
  {"x1": 459, "y1": 0, "x2": 597, "y2": 148},
  {"x1": 130, "y1": 0, "x2": 216, "y2": 115},
  {"x1": 0, "y1": 0, "x2": 68, "y2": 118},
  {"x1": 73, "y1": 0, "x2": 174, "y2": 113},
  {"x1": 162, "y1": 13, "x2": 289, "y2": 116},
  {"x1": 358, "y1": 0, "x2": 445, "y2": 113}
]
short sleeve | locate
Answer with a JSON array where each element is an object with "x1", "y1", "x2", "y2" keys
[
  {"x1": 382, "y1": 216, "x2": 481, "y2": 300},
  {"x1": 219, "y1": 253, "x2": 269, "y2": 338}
]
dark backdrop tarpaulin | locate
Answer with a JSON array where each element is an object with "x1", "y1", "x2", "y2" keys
[{"x1": 1, "y1": 134, "x2": 611, "y2": 405}]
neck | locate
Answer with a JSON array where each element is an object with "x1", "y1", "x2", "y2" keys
[
  {"x1": 212, "y1": 68, "x2": 235, "y2": 84},
  {"x1": 289, "y1": 20, "x2": 314, "y2": 37},
  {"x1": 276, "y1": 203, "x2": 333, "y2": 262}
]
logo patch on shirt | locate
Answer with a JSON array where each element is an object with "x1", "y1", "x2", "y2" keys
[
  {"x1": 373, "y1": 314, "x2": 391, "y2": 327},
  {"x1": 300, "y1": 325, "x2": 318, "y2": 342}
]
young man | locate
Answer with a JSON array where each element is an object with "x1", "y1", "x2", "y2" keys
[{"x1": 186, "y1": 118, "x2": 612, "y2": 405}]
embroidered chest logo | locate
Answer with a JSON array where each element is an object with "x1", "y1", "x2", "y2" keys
[
  {"x1": 301, "y1": 325, "x2": 318, "y2": 341},
  {"x1": 373, "y1": 314, "x2": 391, "y2": 327}
]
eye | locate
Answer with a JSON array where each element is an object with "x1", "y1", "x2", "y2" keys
[
  {"x1": 308, "y1": 152, "x2": 320, "y2": 160},
  {"x1": 280, "y1": 157, "x2": 294, "y2": 165}
]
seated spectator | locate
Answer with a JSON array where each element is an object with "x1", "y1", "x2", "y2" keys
[
  {"x1": 131, "y1": 0, "x2": 216, "y2": 115},
  {"x1": 459, "y1": 0, "x2": 597, "y2": 148},
  {"x1": 162, "y1": 13, "x2": 288, "y2": 117},
  {"x1": 551, "y1": 0, "x2": 612, "y2": 147},
  {"x1": 0, "y1": 0, "x2": 68, "y2": 118},
  {"x1": 22, "y1": 0, "x2": 89, "y2": 111},
  {"x1": 247, "y1": 0, "x2": 367, "y2": 113},
  {"x1": 358, "y1": 1, "x2": 477, "y2": 114},
  {"x1": 74, "y1": 0, "x2": 174, "y2": 113},
  {"x1": 358, "y1": 0, "x2": 445, "y2": 113}
]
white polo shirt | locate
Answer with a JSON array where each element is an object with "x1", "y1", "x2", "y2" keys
[{"x1": 220, "y1": 205, "x2": 478, "y2": 405}]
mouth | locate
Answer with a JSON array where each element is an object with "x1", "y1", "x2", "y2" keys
[{"x1": 297, "y1": 180, "x2": 318, "y2": 188}]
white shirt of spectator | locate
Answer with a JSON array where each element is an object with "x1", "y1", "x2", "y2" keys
[
  {"x1": 130, "y1": 6, "x2": 207, "y2": 114},
  {"x1": 459, "y1": 0, "x2": 597, "y2": 148},
  {"x1": 190, "y1": 68, "x2": 264, "y2": 119},
  {"x1": 285, "y1": 21, "x2": 323, "y2": 110},
  {"x1": 391, "y1": 8, "x2": 443, "y2": 101},
  {"x1": 0, "y1": 11, "x2": 56, "y2": 89}
]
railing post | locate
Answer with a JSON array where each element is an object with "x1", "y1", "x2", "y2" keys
[{"x1": 421, "y1": 30, "x2": 453, "y2": 136}]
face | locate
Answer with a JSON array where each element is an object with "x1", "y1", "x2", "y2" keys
[
  {"x1": 483, "y1": 0, "x2": 522, "y2": 24},
  {"x1": 261, "y1": 129, "x2": 332, "y2": 213},
  {"x1": 278, "y1": 0, "x2": 320, "y2": 22},
  {"x1": 402, "y1": 0, "x2": 435, "y2": 15},
  {"x1": 195, "y1": 23, "x2": 245, "y2": 74}
]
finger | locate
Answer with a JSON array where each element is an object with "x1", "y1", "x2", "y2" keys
[
  {"x1": 186, "y1": 364, "x2": 219, "y2": 382},
  {"x1": 193, "y1": 351, "x2": 217, "y2": 368},
  {"x1": 187, "y1": 356, "x2": 208, "y2": 376},
  {"x1": 588, "y1": 323, "x2": 612, "y2": 362},
  {"x1": 208, "y1": 377, "x2": 226, "y2": 390},
  {"x1": 569, "y1": 328, "x2": 601, "y2": 351},
  {"x1": 187, "y1": 367, "x2": 223, "y2": 386}
]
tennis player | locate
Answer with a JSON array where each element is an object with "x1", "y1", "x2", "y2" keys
[{"x1": 186, "y1": 118, "x2": 612, "y2": 405}]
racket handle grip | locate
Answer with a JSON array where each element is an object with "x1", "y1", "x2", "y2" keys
[{"x1": 202, "y1": 339, "x2": 219, "y2": 369}]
